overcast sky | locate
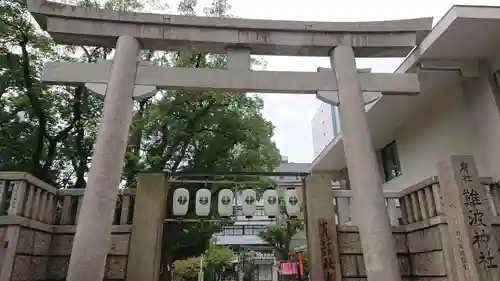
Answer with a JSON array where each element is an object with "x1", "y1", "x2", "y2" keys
[{"x1": 146, "y1": 0, "x2": 499, "y2": 163}]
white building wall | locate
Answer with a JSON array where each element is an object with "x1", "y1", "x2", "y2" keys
[
  {"x1": 382, "y1": 73, "x2": 500, "y2": 191},
  {"x1": 311, "y1": 97, "x2": 376, "y2": 158},
  {"x1": 463, "y1": 74, "x2": 500, "y2": 181},
  {"x1": 311, "y1": 103, "x2": 339, "y2": 157}
]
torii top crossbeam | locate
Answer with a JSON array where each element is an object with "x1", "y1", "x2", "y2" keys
[{"x1": 28, "y1": 0, "x2": 432, "y2": 57}]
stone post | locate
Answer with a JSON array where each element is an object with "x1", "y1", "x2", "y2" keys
[
  {"x1": 329, "y1": 45, "x2": 402, "y2": 281},
  {"x1": 337, "y1": 172, "x2": 351, "y2": 225},
  {"x1": 437, "y1": 155, "x2": 500, "y2": 281},
  {"x1": 127, "y1": 174, "x2": 168, "y2": 281},
  {"x1": 0, "y1": 181, "x2": 26, "y2": 281},
  {"x1": 66, "y1": 36, "x2": 141, "y2": 281},
  {"x1": 302, "y1": 174, "x2": 341, "y2": 281}
]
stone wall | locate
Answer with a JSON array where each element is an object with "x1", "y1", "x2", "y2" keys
[
  {"x1": 48, "y1": 229, "x2": 131, "y2": 280},
  {"x1": 337, "y1": 226, "x2": 410, "y2": 281},
  {"x1": 5, "y1": 223, "x2": 131, "y2": 281},
  {"x1": 405, "y1": 224, "x2": 448, "y2": 281},
  {"x1": 0, "y1": 226, "x2": 8, "y2": 276},
  {"x1": 337, "y1": 224, "x2": 449, "y2": 281},
  {"x1": 12, "y1": 227, "x2": 52, "y2": 281},
  {"x1": 494, "y1": 224, "x2": 500, "y2": 254}
]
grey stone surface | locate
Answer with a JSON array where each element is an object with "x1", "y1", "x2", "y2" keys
[
  {"x1": 50, "y1": 234, "x2": 73, "y2": 255},
  {"x1": 31, "y1": 256, "x2": 49, "y2": 280},
  {"x1": 16, "y1": 228, "x2": 33, "y2": 254},
  {"x1": 11, "y1": 255, "x2": 49, "y2": 281},
  {"x1": 16, "y1": 228, "x2": 51, "y2": 255},
  {"x1": 11, "y1": 255, "x2": 29, "y2": 281},
  {"x1": 41, "y1": 60, "x2": 421, "y2": 95},
  {"x1": 126, "y1": 174, "x2": 167, "y2": 281},
  {"x1": 338, "y1": 232, "x2": 408, "y2": 254},
  {"x1": 108, "y1": 234, "x2": 131, "y2": 255},
  {"x1": 407, "y1": 226, "x2": 443, "y2": 253},
  {"x1": 411, "y1": 251, "x2": 447, "y2": 276},
  {"x1": 65, "y1": 36, "x2": 141, "y2": 281},
  {"x1": 303, "y1": 175, "x2": 341, "y2": 281},
  {"x1": 438, "y1": 155, "x2": 500, "y2": 281},
  {"x1": 403, "y1": 279, "x2": 448, "y2": 281},
  {"x1": 33, "y1": 231, "x2": 51, "y2": 254},
  {"x1": 50, "y1": 234, "x2": 130, "y2": 256},
  {"x1": 340, "y1": 254, "x2": 410, "y2": 278},
  {"x1": 105, "y1": 256, "x2": 128, "y2": 279},
  {"x1": 47, "y1": 256, "x2": 128, "y2": 280},
  {"x1": 338, "y1": 232, "x2": 362, "y2": 253},
  {"x1": 493, "y1": 225, "x2": 500, "y2": 251},
  {"x1": 48, "y1": 256, "x2": 69, "y2": 279},
  {"x1": 28, "y1": 0, "x2": 432, "y2": 57},
  {"x1": 394, "y1": 234, "x2": 409, "y2": 254},
  {"x1": 398, "y1": 255, "x2": 411, "y2": 276},
  {"x1": 332, "y1": 45, "x2": 402, "y2": 281},
  {"x1": 340, "y1": 255, "x2": 357, "y2": 277},
  {"x1": 356, "y1": 255, "x2": 366, "y2": 276}
]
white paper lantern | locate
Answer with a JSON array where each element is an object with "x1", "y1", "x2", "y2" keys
[
  {"x1": 241, "y1": 189, "x2": 257, "y2": 218},
  {"x1": 218, "y1": 189, "x2": 234, "y2": 217},
  {"x1": 263, "y1": 189, "x2": 279, "y2": 218},
  {"x1": 285, "y1": 187, "x2": 300, "y2": 217},
  {"x1": 196, "y1": 188, "x2": 211, "y2": 217},
  {"x1": 172, "y1": 188, "x2": 189, "y2": 216}
]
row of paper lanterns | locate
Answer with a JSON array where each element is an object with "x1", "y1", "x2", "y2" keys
[{"x1": 172, "y1": 188, "x2": 301, "y2": 218}]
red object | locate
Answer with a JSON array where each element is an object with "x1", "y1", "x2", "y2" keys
[
  {"x1": 297, "y1": 252, "x2": 304, "y2": 276},
  {"x1": 280, "y1": 262, "x2": 296, "y2": 275}
]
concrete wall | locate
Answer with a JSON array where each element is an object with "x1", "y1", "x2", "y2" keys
[{"x1": 383, "y1": 74, "x2": 500, "y2": 191}]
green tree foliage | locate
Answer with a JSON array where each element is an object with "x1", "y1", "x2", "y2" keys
[
  {"x1": 257, "y1": 200, "x2": 304, "y2": 260},
  {"x1": 258, "y1": 220, "x2": 304, "y2": 260},
  {"x1": 0, "y1": 0, "x2": 281, "y2": 278},
  {"x1": 204, "y1": 245, "x2": 235, "y2": 281},
  {"x1": 173, "y1": 245, "x2": 235, "y2": 281},
  {"x1": 173, "y1": 256, "x2": 202, "y2": 281},
  {"x1": 239, "y1": 250, "x2": 258, "y2": 281}
]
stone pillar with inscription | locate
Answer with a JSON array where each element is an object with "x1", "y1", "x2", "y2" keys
[
  {"x1": 437, "y1": 155, "x2": 500, "y2": 281},
  {"x1": 127, "y1": 173, "x2": 168, "y2": 281},
  {"x1": 302, "y1": 174, "x2": 341, "y2": 281}
]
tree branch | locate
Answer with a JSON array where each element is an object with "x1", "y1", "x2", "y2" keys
[{"x1": 19, "y1": 37, "x2": 47, "y2": 177}]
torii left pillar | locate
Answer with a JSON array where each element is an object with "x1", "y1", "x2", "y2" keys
[{"x1": 66, "y1": 36, "x2": 141, "y2": 281}]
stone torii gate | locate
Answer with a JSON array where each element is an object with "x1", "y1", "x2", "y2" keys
[{"x1": 28, "y1": 1, "x2": 432, "y2": 281}]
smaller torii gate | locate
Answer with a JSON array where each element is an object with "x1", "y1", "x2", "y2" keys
[{"x1": 28, "y1": 1, "x2": 432, "y2": 281}]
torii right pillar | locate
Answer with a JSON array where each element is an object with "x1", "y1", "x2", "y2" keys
[{"x1": 330, "y1": 46, "x2": 402, "y2": 281}]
